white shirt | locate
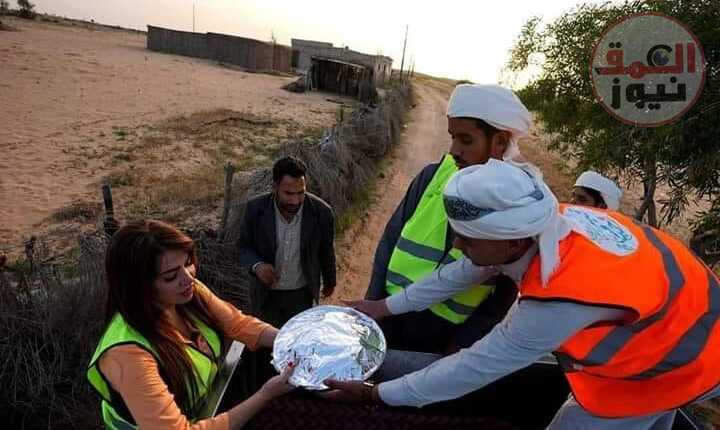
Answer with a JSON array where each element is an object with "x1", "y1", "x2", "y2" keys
[{"x1": 378, "y1": 246, "x2": 629, "y2": 407}]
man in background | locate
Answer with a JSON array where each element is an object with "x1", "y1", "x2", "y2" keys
[{"x1": 239, "y1": 156, "x2": 336, "y2": 328}]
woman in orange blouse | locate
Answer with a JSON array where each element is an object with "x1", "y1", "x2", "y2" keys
[{"x1": 87, "y1": 220, "x2": 294, "y2": 430}]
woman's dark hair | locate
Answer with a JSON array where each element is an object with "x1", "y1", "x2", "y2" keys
[
  {"x1": 272, "y1": 156, "x2": 307, "y2": 184},
  {"x1": 105, "y1": 220, "x2": 220, "y2": 415},
  {"x1": 577, "y1": 186, "x2": 606, "y2": 207}
]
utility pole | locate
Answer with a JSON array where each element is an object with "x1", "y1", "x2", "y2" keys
[
  {"x1": 399, "y1": 25, "x2": 408, "y2": 82},
  {"x1": 192, "y1": 2, "x2": 195, "y2": 32}
]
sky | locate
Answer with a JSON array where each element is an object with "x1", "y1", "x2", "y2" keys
[{"x1": 22, "y1": 0, "x2": 606, "y2": 84}]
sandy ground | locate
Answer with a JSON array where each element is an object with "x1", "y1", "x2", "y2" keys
[{"x1": 0, "y1": 16, "x2": 343, "y2": 253}]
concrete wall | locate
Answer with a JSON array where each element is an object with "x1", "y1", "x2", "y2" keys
[
  {"x1": 147, "y1": 26, "x2": 293, "y2": 73},
  {"x1": 147, "y1": 26, "x2": 211, "y2": 60},
  {"x1": 291, "y1": 38, "x2": 332, "y2": 49}
]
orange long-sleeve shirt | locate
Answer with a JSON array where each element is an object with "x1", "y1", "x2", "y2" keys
[{"x1": 98, "y1": 282, "x2": 272, "y2": 430}]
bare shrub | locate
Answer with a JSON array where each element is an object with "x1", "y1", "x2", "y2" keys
[{"x1": 0, "y1": 233, "x2": 107, "y2": 428}]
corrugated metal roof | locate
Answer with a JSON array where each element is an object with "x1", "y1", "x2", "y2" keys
[{"x1": 311, "y1": 56, "x2": 369, "y2": 69}]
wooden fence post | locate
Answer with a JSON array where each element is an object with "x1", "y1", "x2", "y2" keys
[
  {"x1": 102, "y1": 183, "x2": 120, "y2": 237},
  {"x1": 220, "y1": 161, "x2": 237, "y2": 240}
]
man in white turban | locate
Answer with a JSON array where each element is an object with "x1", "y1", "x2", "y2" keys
[
  {"x1": 364, "y1": 84, "x2": 533, "y2": 355},
  {"x1": 446, "y1": 83, "x2": 531, "y2": 163},
  {"x1": 329, "y1": 160, "x2": 719, "y2": 430},
  {"x1": 572, "y1": 170, "x2": 623, "y2": 210}
]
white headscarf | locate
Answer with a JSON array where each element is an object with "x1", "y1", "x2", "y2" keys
[
  {"x1": 444, "y1": 160, "x2": 585, "y2": 286},
  {"x1": 574, "y1": 171, "x2": 623, "y2": 210},
  {"x1": 447, "y1": 84, "x2": 532, "y2": 161}
]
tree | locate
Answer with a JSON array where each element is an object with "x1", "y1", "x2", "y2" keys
[
  {"x1": 507, "y1": 0, "x2": 720, "y2": 229},
  {"x1": 0, "y1": 0, "x2": 9, "y2": 15},
  {"x1": 18, "y1": 0, "x2": 36, "y2": 19}
]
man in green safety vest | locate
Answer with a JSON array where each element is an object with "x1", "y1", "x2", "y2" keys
[{"x1": 365, "y1": 83, "x2": 533, "y2": 354}]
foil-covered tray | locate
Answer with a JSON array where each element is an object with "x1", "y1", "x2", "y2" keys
[{"x1": 272, "y1": 305, "x2": 386, "y2": 390}]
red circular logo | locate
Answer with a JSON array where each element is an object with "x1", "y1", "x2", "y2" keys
[{"x1": 590, "y1": 12, "x2": 706, "y2": 127}]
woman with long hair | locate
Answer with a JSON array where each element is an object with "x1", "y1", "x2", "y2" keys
[{"x1": 87, "y1": 220, "x2": 294, "y2": 430}]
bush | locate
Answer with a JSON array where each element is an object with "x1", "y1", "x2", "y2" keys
[
  {"x1": 0, "y1": 234, "x2": 107, "y2": 428},
  {"x1": 17, "y1": 0, "x2": 35, "y2": 19},
  {"x1": 507, "y1": 0, "x2": 720, "y2": 228}
]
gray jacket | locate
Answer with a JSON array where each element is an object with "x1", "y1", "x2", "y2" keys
[{"x1": 238, "y1": 192, "x2": 336, "y2": 306}]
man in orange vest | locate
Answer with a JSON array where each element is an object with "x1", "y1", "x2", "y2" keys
[{"x1": 326, "y1": 160, "x2": 720, "y2": 429}]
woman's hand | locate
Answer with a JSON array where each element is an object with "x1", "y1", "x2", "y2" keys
[{"x1": 259, "y1": 362, "x2": 296, "y2": 399}]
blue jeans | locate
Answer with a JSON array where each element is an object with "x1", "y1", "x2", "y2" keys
[{"x1": 547, "y1": 385, "x2": 720, "y2": 430}]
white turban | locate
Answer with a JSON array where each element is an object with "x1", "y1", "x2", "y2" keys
[
  {"x1": 447, "y1": 84, "x2": 532, "y2": 161},
  {"x1": 444, "y1": 160, "x2": 584, "y2": 286},
  {"x1": 574, "y1": 171, "x2": 623, "y2": 211}
]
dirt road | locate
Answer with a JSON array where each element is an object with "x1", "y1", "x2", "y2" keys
[{"x1": 327, "y1": 83, "x2": 452, "y2": 304}]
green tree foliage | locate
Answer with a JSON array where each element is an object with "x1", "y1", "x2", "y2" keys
[
  {"x1": 18, "y1": 0, "x2": 35, "y2": 19},
  {"x1": 507, "y1": 0, "x2": 720, "y2": 229}
]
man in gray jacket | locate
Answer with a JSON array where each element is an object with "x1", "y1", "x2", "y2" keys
[{"x1": 239, "y1": 156, "x2": 336, "y2": 328}]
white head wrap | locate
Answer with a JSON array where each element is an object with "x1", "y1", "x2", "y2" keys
[
  {"x1": 574, "y1": 171, "x2": 623, "y2": 211},
  {"x1": 444, "y1": 160, "x2": 584, "y2": 286},
  {"x1": 447, "y1": 84, "x2": 532, "y2": 161}
]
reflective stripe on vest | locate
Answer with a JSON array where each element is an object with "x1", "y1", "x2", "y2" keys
[
  {"x1": 87, "y1": 307, "x2": 221, "y2": 429},
  {"x1": 102, "y1": 401, "x2": 137, "y2": 430},
  {"x1": 520, "y1": 205, "x2": 720, "y2": 417},
  {"x1": 386, "y1": 154, "x2": 493, "y2": 324}
]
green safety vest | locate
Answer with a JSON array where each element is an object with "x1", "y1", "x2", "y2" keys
[
  {"x1": 386, "y1": 154, "x2": 493, "y2": 324},
  {"x1": 87, "y1": 312, "x2": 221, "y2": 430}
]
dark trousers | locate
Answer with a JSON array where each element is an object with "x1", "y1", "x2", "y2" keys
[
  {"x1": 260, "y1": 288, "x2": 314, "y2": 328},
  {"x1": 253, "y1": 288, "x2": 314, "y2": 387},
  {"x1": 380, "y1": 310, "x2": 456, "y2": 354}
]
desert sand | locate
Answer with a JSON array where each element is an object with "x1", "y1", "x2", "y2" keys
[{"x1": 0, "y1": 16, "x2": 342, "y2": 252}]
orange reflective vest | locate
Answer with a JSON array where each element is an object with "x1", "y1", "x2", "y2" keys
[{"x1": 519, "y1": 205, "x2": 720, "y2": 417}]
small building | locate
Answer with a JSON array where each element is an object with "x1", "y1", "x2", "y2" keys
[
  {"x1": 308, "y1": 57, "x2": 376, "y2": 102},
  {"x1": 291, "y1": 38, "x2": 393, "y2": 86}
]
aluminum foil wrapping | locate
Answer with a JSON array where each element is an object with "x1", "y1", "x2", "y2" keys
[{"x1": 272, "y1": 305, "x2": 386, "y2": 390}]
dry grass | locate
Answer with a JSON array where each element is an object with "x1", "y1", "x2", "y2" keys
[
  {"x1": 34, "y1": 108, "x2": 329, "y2": 256},
  {"x1": 0, "y1": 233, "x2": 107, "y2": 429},
  {"x1": 108, "y1": 109, "x2": 322, "y2": 229},
  {"x1": 411, "y1": 72, "x2": 458, "y2": 96},
  {"x1": 50, "y1": 201, "x2": 103, "y2": 223},
  {"x1": 221, "y1": 81, "x2": 414, "y2": 242}
]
